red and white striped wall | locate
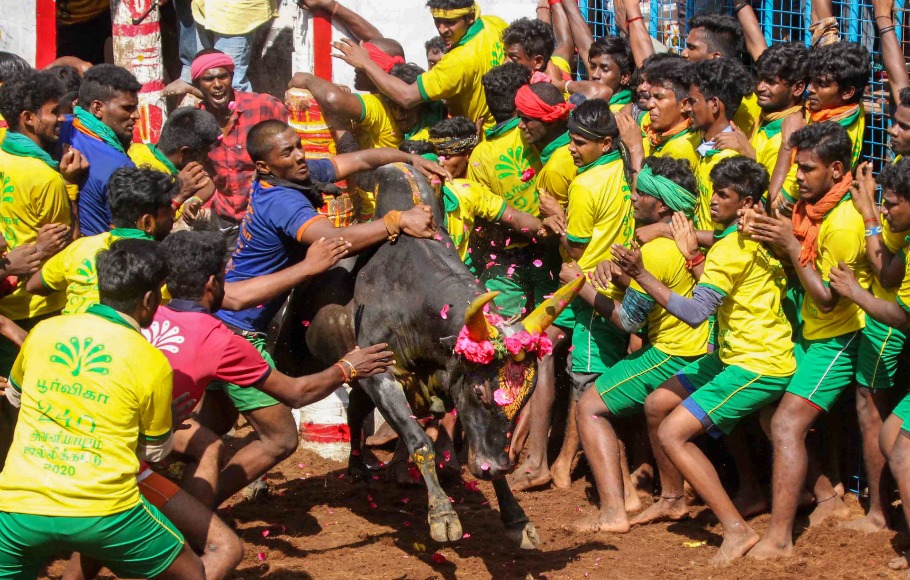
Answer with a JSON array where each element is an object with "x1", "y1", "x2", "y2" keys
[{"x1": 0, "y1": 0, "x2": 56, "y2": 68}]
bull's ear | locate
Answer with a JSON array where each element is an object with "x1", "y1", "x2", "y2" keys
[{"x1": 439, "y1": 335, "x2": 457, "y2": 349}]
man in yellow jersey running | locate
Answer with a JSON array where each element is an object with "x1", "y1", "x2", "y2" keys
[
  {"x1": 748, "y1": 122, "x2": 872, "y2": 560},
  {"x1": 614, "y1": 156, "x2": 795, "y2": 563}
]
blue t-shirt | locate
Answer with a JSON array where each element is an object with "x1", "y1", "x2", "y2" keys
[
  {"x1": 61, "y1": 117, "x2": 135, "y2": 236},
  {"x1": 216, "y1": 159, "x2": 336, "y2": 333}
]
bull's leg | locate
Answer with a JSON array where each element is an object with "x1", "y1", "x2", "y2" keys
[
  {"x1": 347, "y1": 386, "x2": 374, "y2": 480},
  {"x1": 493, "y1": 478, "x2": 541, "y2": 549},
  {"x1": 361, "y1": 373, "x2": 463, "y2": 543}
]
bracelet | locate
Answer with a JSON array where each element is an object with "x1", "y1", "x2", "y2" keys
[
  {"x1": 880, "y1": 25, "x2": 897, "y2": 35},
  {"x1": 876, "y1": 14, "x2": 893, "y2": 22},
  {"x1": 685, "y1": 253, "x2": 705, "y2": 269},
  {"x1": 864, "y1": 217, "x2": 880, "y2": 225},
  {"x1": 171, "y1": 198, "x2": 182, "y2": 211},
  {"x1": 626, "y1": 15, "x2": 643, "y2": 26},
  {"x1": 339, "y1": 358, "x2": 357, "y2": 380},
  {"x1": 733, "y1": 1, "x2": 750, "y2": 14},
  {"x1": 865, "y1": 225, "x2": 884, "y2": 237},
  {"x1": 334, "y1": 362, "x2": 349, "y2": 382},
  {"x1": 383, "y1": 210, "x2": 402, "y2": 242}
]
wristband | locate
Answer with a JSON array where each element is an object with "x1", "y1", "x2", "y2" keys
[
  {"x1": 626, "y1": 15, "x2": 643, "y2": 26},
  {"x1": 334, "y1": 362, "x2": 349, "y2": 382},
  {"x1": 685, "y1": 253, "x2": 705, "y2": 269},
  {"x1": 171, "y1": 198, "x2": 182, "y2": 211},
  {"x1": 339, "y1": 358, "x2": 357, "y2": 380},
  {"x1": 865, "y1": 225, "x2": 884, "y2": 237},
  {"x1": 880, "y1": 25, "x2": 897, "y2": 35},
  {"x1": 733, "y1": 1, "x2": 750, "y2": 14},
  {"x1": 864, "y1": 217, "x2": 880, "y2": 226}
]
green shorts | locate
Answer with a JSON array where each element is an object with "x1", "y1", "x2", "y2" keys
[
  {"x1": 0, "y1": 498, "x2": 184, "y2": 579},
  {"x1": 892, "y1": 393, "x2": 910, "y2": 431},
  {"x1": 208, "y1": 333, "x2": 280, "y2": 413},
  {"x1": 570, "y1": 301, "x2": 628, "y2": 375},
  {"x1": 855, "y1": 317, "x2": 906, "y2": 390},
  {"x1": 782, "y1": 276, "x2": 804, "y2": 337},
  {"x1": 597, "y1": 346, "x2": 702, "y2": 418},
  {"x1": 785, "y1": 330, "x2": 861, "y2": 412},
  {"x1": 678, "y1": 352, "x2": 790, "y2": 437}
]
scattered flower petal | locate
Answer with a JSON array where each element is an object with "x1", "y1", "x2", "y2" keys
[
  {"x1": 257, "y1": 552, "x2": 267, "y2": 561},
  {"x1": 431, "y1": 552, "x2": 448, "y2": 564},
  {"x1": 465, "y1": 480, "x2": 480, "y2": 492},
  {"x1": 440, "y1": 304, "x2": 450, "y2": 319},
  {"x1": 262, "y1": 530, "x2": 270, "y2": 538},
  {"x1": 532, "y1": 259, "x2": 543, "y2": 267}
]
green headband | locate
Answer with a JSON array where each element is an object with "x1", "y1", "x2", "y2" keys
[{"x1": 635, "y1": 165, "x2": 696, "y2": 218}]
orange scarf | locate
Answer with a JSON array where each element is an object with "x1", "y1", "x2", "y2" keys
[
  {"x1": 643, "y1": 118, "x2": 691, "y2": 147},
  {"x1": 808, "y1": 103, "x2": 859, "y2": 124},
  {"x1": 791, "y1": 173, "x2": 852, "y2": 267}
]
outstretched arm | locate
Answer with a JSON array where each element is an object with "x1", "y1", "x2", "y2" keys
[
  {"x1": 849, "y1": 163, "x2": 905, "y2": 287},
  {"x1": 288, "y1": 72, "x2": 364, "y2": 120},
  {"x1": 874, "y1": 0, "x2": 910, "y2": 100},
  {"x1": 562, "y1": 0, "x2": 596, "y2": 73},
  {"x1": 331, "y1": 148, "x2": 450, "y2": 182},
  {"x1": 736, "y1": 3, "x2": 768, "y2": 61},
  {"x1": 622, "y1": 0, "x2": 655, "y2": 69},
  {"x1": 302, "y1": 0, "x2": 383, "y2": 42},
  {"x1": 550, "y1": 0, "x2": 576, "y2": 64},
  {"x1": 334, "y1": 39, "x2": 423, "y2": 108}
]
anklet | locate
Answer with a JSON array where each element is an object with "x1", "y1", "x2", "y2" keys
[
  {"x1": 660, "y1": 494, "x2": 684, "y2": 500},
  {"x1": 817, "y1": 493, "x2": 838, "y2": 504}
]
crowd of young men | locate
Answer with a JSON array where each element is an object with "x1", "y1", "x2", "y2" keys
[{"x1": 3, "y1": 0, "x2": 910, "y2": 574}]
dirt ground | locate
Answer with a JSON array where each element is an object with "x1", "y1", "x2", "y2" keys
[{"x1": 41, "y1": 427, "x2": 910, "y2": 580}]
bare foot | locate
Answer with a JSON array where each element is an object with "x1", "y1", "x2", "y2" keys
[
  {"x1": 507, "y1": 460, "x2": 552, "y2": 492},
  {"x1": 551, "y1": 453, "x2": 577, "y2": 490},
  {"x1": 624, "y1": 484, "x2": 643, "y2": 514},
  {"x1": 732, "y1": 489, "x2": 769, "y2": 519},
  {"x1": 365, "y1": 421, "x2": 398, "y2": 447},
  {"x1": 630, "y1": 463, "x2": 654, "y2": 497},
  {"x1": 630, "y1": 495, "x2": 688, "y2": 526},
  {"x1": 808, "y1": 494, "x2": 850, "y2": 527},
  {"x1": 834, "y1": 481, "x2": 845, "y2": 497},
  {"x1": 710, "y1": 526, "x2": 760, "y2": 566},
  {"x1": 839, "y1": 513, "x2": 888, "y2": 533},
  {"x1": 163, "y1": 78, "x2": 203, "y2": 99},
  {"x1": 888, "y1": 552, "x2": 909, "y2": 571},
  {"x1": 747, "y1": 536, "x2": 795, "y2": 560},
  {"x1": 564, "y1": 509, "x2": 631, "y2": 534}
]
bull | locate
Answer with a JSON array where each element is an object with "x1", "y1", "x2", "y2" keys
[{"x1": 305, "y1": 163, "x2": 580, "y2": 548}]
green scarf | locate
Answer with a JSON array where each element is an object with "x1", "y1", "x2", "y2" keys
[
  {"x1": 609, "y1": 89, "x2": 633, "y2": 106},
  {"x1": 484, "y1": 117, "x2": 520, "y2": 140},
  {"x1": 442, "y1": 185, "x2": 460, "y2": 213},
  {"x1": 111, "y1": 227, "x2": 154, "y2": 240},
  {"x1": 0, "y1": 132, "x2": 58, "y2": 170},
  {"x1": 405, "y1": 102, "x2": 445, "y2": 141},
  {"x1": 86, "y1": 303, "x2": 139, "y2": 333},
  {"x1": 74, "y1": 105, "x2": 127, "y2": 154},
  {"x1": 635, "y1": 164, "x2": 696, "y2": 218},
  {"x1": 577, "y1": 150, "x2": 620, "y2": 175},
  {"x1": 540, "y1": 131, "x2": 570, "y2": 165},
  {"x1": 147, "y1": 144, "x2": 179, "y2": 175},
  {"x1": 714, "y1": 222, "x2": 738, "y2": 240},
  {"x1": 758, "y1": 117, "x2": 786, "y2": 139},
  {"x1": 453, "y1": 17, "x2": 485, "y2": 49}
]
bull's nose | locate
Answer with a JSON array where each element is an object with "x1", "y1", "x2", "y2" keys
[{"x1": 468, "y1": 457, "x2": 511, "y2": 480}]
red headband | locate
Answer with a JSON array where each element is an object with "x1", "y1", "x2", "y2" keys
[
  {"x1": 191, "y1": 53, "x2": 235, "y2": 80},
  {"x1": 514, "y1": 84, "x2": 574, "y2": 123},
  {"x1": 364, "y1": 42, "x2": 406, "y2": 73}
]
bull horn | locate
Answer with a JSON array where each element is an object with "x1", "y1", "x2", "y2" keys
[
  {"x1": 522, "y1": 276, "x2": 584, "y2": 334},
  {"x1": 464, "y1": 291, "x2": 500, "y2": 341}
]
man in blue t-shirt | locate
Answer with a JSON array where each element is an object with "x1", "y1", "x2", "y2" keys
[{"x1": 208, "y1": 119, "x2": 446, "y2": 503}]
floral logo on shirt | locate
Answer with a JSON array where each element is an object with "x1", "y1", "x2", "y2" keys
[
  {"x1": 76, "y1": 258, "x2": 96, "y2": 283},
  {"x1": 141, "y1": 320, "x2": 184, "y2": 354},
  {"x1": 490, "y1": 42, "x2": 505, "y2": 67},
  {"x1": 1, "y1": 176, "x2": 13, "y2": 204},
  {"x1": 495, "y1": 147, "x2": 532, "y2": 183},
  {"x1": 50, "y1": 337, "x2": 111, "y2": 377}
]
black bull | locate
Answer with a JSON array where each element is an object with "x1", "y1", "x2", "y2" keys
[{"x1": 268, "y1": 163, "x2": 580, "y2": 548}]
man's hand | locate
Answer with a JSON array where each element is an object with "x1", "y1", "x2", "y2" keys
[
  {"x1": 288, "y1": 71, "x2": 314, "y2": 90},
  {"x1": 616, "y1": 110, "x2": 644, "y2": 157},
  {"x1": 300, "y1": 0, "x2": 336, "y2": 12},
  {"x1": 340, "y1": 344, "x2": 396, "y2": 380},
  {"x1": 171, "y1": 392, "x2": 197, "y2": 431},
  {"x1": 332, "y1": 38, "x2": 372, "y2": 71},
  {"x1": 560, "y1": 261, "x2": 584, "y2": 285},
  {"x1": 176, "y1": 162, "x2": 212, "y2": 204},
  {"x1": 400, "y1": 205, "x2": 437, "y2": 238},
  {"x1": 3, "y1": 243, "x2": 41, "y2": 277},
  {"x1": 669, "y1": 212, "x2": 699, "y2": 260},
  {"x1": 35, "y1": 223, "x2": 71, "y2": 260},
  {"x1": 635, "y1": 221, "x2": 671, "y2": 245},
  {"x1": 59, "y1": 147, "x2": 89, "y2": 186},
  {"x1": 748, "y1": 214, "x2": 800, "y2": 254},
  {"x1": 409, "y1": 154, "x2": 452, "y2": 184},
  {"x1": 540, "y1": 213, "x2": 567, "y2": 237},
  {"x1": 714, "y1": 122, "x2": 756, "y2": 158},
  {"x1": 302, "y1": 236, "x2": 351, "y2": 275},
  {"x1": 829, "y1": 261, "x2": 863, "y2": 301},
  {"x1": 611, "y1": 242, "x2": 644, "y2": 278},
  {"x1": 873, "y1": 0, "x2": 895, "y2": 19},
  {"x1": 849, "y1": 161, "x2": 878, "y2": 220},
  {"x1": 538, "y1": 191, "x2": 563, "y2": 218}
]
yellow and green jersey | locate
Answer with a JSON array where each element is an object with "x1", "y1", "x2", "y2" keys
[
  {"x1": 354, "y1": 93, "x2": 404, "y2": 151},
  {"x1": 643, "y1": 129, "x2": 701, "y2": 170},
  {"x1": 467, "y1": 117, "x2": 542, "y2": 215},
  {"x1": 733, "y1": 93, "x2": 761, "y2": 136},
  {"x1": 535, "y1": 131, "x2": 577, "y2": 209},
  {"x1": 443, "y1": 179, "x2": 507, "y2": 267},
  {"x1": 694, "y1": 147, "x2": 740, "y2": 231}
]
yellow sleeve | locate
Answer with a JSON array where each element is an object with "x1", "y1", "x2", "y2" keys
[
  {"x1": 818, "y1": 227, "x2": 864, "y2": 283},
  {"x1": 466, "y1": 145, "x2": 492, "y2": 187},
  {"x1": 37, "y1": 178, "x2": 72, "y2": 227},
  {"x1": 8, "y1": 330, "x2": 32, "y2": 391},
  {"x1": 699, "y1": 239, "x2": 747, "y2": 296},
  {"x1": 136, "y1": 355, "x2": 174, "y2": 461},
  {"x1": 39, "y1": 240, "x2": 75, "y2": 292},
  {"x1": 882, "y1": 219, "x2": 906, "y2": 254},
  {"x1": 629, "y1": 242, "x2": 670, "y2": 295},
  {"x1": 551, "y1": 56, "x2": 571, "y2": 76},
  {"x1": 662, "y1": 137, "x2": 699, "y2": 169},
  {"x1": 417, "y1": 48, "x2": 472, "y2": 102},
  {"x1": 356, "y1": 94, "x2": 383, "y2": 130},
  {"x1": 565, "y1": 181, "x2": 595, "y2": 244},
  {"x1": 464, "y1": 181, "x2": 507, "y2": 222},
  {"x1": 65, "y1": 183, "x2": 79, "y2": 202},
  {"x1": 898, "y1": 258, "x2": 910, "y2": 312}
]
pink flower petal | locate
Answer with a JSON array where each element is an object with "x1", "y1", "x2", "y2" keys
[
  {"x1": 302, "y1": 320, "x2": 310, "y2": 327},
  {"x1": 257, "y1": 552, "x2": 267, "y2": 561},
  {"x1": 262, "y1": 530, "x2": 270, "y2": 538},
  {"x1": 431, "y1": 552, "x2": 448, "y2": 564},
  {"x1": 532, "y1": 259, "x2": 543, "y2": 267},
  {"x1": 463, "y1": 533, "x2": 471, "y2": 539},
  {"x1": 440, "y1": 304, "x2": 450, "y2": 319}
]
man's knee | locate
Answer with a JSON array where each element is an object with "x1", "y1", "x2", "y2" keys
[
  {"x1": 575, "y1": 388, "x2": 603, "y2": 422},
  {"x1": 769, "y1": 404, "x2": 806, "y2": 447},
  {"x1": 656, "y1": 416, "x2": 685, "y2": 454},
  {"x1": 855, "y1": 387, "x2": 885, "y2": 427},
  {"x1": 644, "y1": 390, "x2": 675, "y2": 426},
  {"x1": 250, "y1": 406, "x2": 299, "y2": 459}
]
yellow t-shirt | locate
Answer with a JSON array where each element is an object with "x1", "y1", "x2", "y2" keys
[
  {"x1": 0, "y1": 149, "x2": 71, "y2": 321},
  {"x1": 643, "y1": 129, "x2": 701, "y2": 170},
  {"x1": 127, "y1": 143, "x2": 172, "y2": 174},
  {"x1": 895, "y1": 252, "x2": 910, "y2": 313},
  {"x1": 0, "y1": 113, "x2": 6, "y2": 145},
  {"x1": 191, "y1": 0, "x2": 277, "y2": 35},
  {"x1": 752, "y1": 119, "x2": 798, "y2": 200},
  {"x1": 39, "y1": 231, "x2": 146, "y2": 316},
  {"x1": 870, "y1": 219, "x2": 907, "y2": 301},
  {"x1": 444, "y1": 179, "x2": 507, "y2": 263},
  {"x1": 466, "y1": 118, "x2": 542, "y2": 215},
  {"x1": 733, "y1": 93, "x2": 761, "y2": 136},
  {"x1": 565, "y1": 153, "x2": 634, "y2": 299},
  {"x1": 355, "y1": 94, "x2": 404, "y2": 151},
  {"x1": 800, "y1": 198, "x2": 872, "y2": 340},
  {"x1": 536, "y1": 133, "x2": 577, "y2": 209},
  {"x1": 630, "y1": 237, "x2": 708, "y2": 357},
  {"x1": 843, "y1": 107, "x2": 866, "y2": 169},
  {"x1": 0, "y1": 307, "x2": 173, "y2": 516},
  {"x1": 694, "y1": 148, "x2": 740, "y2": 231},
  {"x1": 699, "y1": 227, "x2": 796, "y2": 376},
  {"x1": 416, "y1": 16, "x2": 507, "y2": 134}
]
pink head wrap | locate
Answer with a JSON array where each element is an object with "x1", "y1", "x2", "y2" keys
[
  {"x1": 363, "y1": 42, "x2": 406, "y2": 73},
  {"x1": 191, "y1": 53, "x2": 236, "y2": 81}
]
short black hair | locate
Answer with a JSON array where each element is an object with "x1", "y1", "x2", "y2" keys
[
  {"x1": 878, "y1": 157, "x2": 910, "y2": 202},
  {"x1": 526, "y1": 81, "x2": 564, "y2": 106},
  {"x1": 429, "y1": 116, "x2": 476, "y2": 140},
  {"x1": 0, "y1": 70, "x2": 65, "y2": 131},
  {"x1": 756, "y1": 42, "x2": 809, "y2": 86},
  {"x1": 400, "y1": 139, "x2": 436, "y2": 155},
  {"x1": 645, "y1": 57, "x2": 692, "y2": 101},
  {"x1": 642, "y1": 156, "x2": 697, "y2": 197},
  {"x1": 589, "y1": 36, "x2": 635, "y2": 80},
  {"x1": 482, "y1": 62, "x2": 532, "y2": 123},
  {"x1": 158, "y1": 107, "x2": 220, "y2": 156},
  {"x1": 426, "y1": 0, "x2": 473, "y2": 10},
  {"x1": 789, "y1": 121, "x2": 852, "y2": 168},
  {"x1": 97, "y1": 238, "x2": 169, "y2": 314},
  {"x1": 0, "y1": 52, "x2": 29, "y2": 85},
  {"x1": 48, "y1": 65, "x2": 83, "y2": 94},
  {"x1": 808, "y1": 41, "x2": 870, "y2": 104},
  {"x1": 425, "y1": 36, "x2": 447, "y2": 54},
  {"x1": 503, "y1": 18, "x2": 556, "y2": 64},
  {"x1": 247, "y1": 119, "x2": 293, "y2": 163},
  {"x1": 161, "y1": 231, "x2": 227, "y2": 300},
  {"x1": 78, "y1": 64, "x2": 141, "y2": 108},
  {"x1": 571, "y1": 98, "x2": 618, "y2": 143},
  {"x1": 390, "y1": 63, "x2": 425, "y2": 85},
  {"x1": 899, "y1": 87, "x2": 910, "y2": 109},
  {"x1": 710, "y1": 156, "x2": 769, "y2": 200},
  {"x1": 688, "y1": 14, "x2": 745, "y2": 58},
  {"x1": 691, "y1": 58, "x2": 752, "y2": 120},
  {"x1": 109, "y1": 167, "x2": 179, "y2": 228}
]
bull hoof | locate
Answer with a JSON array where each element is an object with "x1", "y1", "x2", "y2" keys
[
  {"x1": 347, "y1": 453, "x2": 369, "y2": 481},
  {"x1": 428, "y1": 510, "x2": 463, "y2": 543},
  {"x1": 506, "y1": 521, "x2": 541, "y2": 550}
]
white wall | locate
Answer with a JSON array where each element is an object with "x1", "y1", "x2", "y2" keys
[{"x1": 0, "y1": 0, "x2": 37, "y2": 65}]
